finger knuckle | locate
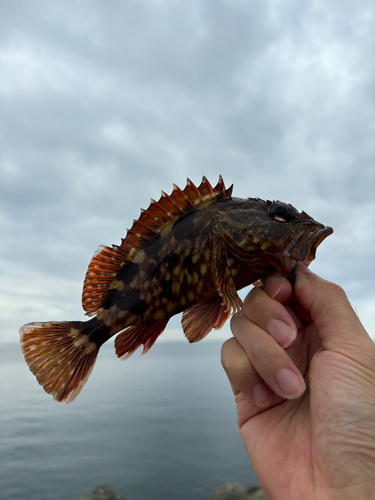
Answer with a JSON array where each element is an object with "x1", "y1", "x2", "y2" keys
[
  {"x1": 220, "y1": 338, "x2": 236, "y2": 369},
  {"x1": 232, "y1": 354, "x2": 251, "y2": 378},
  {"x1": 324, "y1": 281, "x2": 347, "y2": 300},
  {"x1": 251, "y1": 337, "x2": 274, "y2": 360},
  {"x1": 243, "y1": 287, "x2": 265, "y2": 313}
]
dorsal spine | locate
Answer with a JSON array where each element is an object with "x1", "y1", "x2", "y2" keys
[{"x1": 81, "y1": 176, "x2": 232, "y2": 317}]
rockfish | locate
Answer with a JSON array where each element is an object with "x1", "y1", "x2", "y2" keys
[{"x1": 20, "y1": 176, "x2": 333, "y2": 402}]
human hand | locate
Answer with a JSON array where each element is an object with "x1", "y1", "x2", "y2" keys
[{"x1": 221, "y1": 266, "x2": 375, "y2": 500}]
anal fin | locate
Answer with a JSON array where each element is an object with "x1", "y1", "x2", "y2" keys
[
  {"x1": 182, "y1": 299, "x2": 231, "y2": 343},
  {"x1": 115, "y1": 319, "x2": 168, "y2": 360}
]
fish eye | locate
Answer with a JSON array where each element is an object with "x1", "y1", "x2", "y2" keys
[{"x1": 268, "y1": 202, "x2": 295, "y2": 222}]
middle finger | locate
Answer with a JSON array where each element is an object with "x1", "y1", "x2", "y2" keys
[{"x1": 231, "y1": 312, "x2": 306, "y2": 400}]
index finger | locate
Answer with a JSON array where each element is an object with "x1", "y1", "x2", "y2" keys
[{"x1": 261, "y1": 271, "x2": 293, "y2": 303}]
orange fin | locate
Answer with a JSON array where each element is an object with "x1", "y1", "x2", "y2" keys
[
  {"x1": 82, "y1": 244, "x2": 131, "y2": 316},
  {"x1": 123, "y1": 176, "x2": 232, "y2": 248},
  {"x1": 182, "y1": 299, "x2": 231, "y2": 343},
  {"x1": 19, "y1": 321, "x2": 100, "y2": 403},
  {"x1": 82, "y1": 176, "x2": 232, "y2": 317},
  {"x1": 115, "y1": 319, "x2": 169, "y2": 360},
  {"x1": 213, "y1": 234, "x2": 244, "y2": 315}
]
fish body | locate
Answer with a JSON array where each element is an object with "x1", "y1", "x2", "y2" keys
[{"x1": 20, "y1": 176, "x2": 333, "y2": 402}]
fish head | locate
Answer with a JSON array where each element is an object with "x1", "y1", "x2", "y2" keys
[{"x1": 214, "y1": 198, "x2": 333, "y2": 281}]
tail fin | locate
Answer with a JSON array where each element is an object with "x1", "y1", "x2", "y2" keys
[{"x1": 19, "y1": 321, "x2": 100, "y2": 403}]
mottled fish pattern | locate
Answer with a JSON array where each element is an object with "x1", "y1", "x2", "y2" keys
[{"x1": 20, "y1": 176, "x2": 333, "y2": 403}]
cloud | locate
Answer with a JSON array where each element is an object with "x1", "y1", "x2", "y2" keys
[{"x1": 1, "y1": 0, "x2": 374, "y2": 341}]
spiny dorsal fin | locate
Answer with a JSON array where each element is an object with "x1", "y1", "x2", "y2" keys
[{"x1": 82, "y1": 176, "x2": 232, "y2": 316}]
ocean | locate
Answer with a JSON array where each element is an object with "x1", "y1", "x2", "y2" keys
[{"x1": 0, "y1": 339, "x2": 259, "y2": 500}]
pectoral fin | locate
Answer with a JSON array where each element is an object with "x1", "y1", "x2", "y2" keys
[{"x1": 213, "y1": 234, "x2": 244, "y2": 315}]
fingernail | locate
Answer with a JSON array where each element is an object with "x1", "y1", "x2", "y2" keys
[
  {"x1": 268, "y1": 320, "x2": 296, "y2": 348},
  {"x1": 276, "y1": 369, "x2": 305, "y2": 399},
  {"x1": 263, "y1": 276, "x2": 284, "y2": 299},
  {"x1": 251, "y1": 383, "x2": 271, "y2": 407}
]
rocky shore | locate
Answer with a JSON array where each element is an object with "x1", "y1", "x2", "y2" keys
[{"x1": 83, "y1": 483, "x2": 268, "y2": 500}]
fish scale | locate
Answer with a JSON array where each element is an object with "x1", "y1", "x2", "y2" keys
[{"x1": 19, "y1": 176, "x2": 333, "y2": 403}]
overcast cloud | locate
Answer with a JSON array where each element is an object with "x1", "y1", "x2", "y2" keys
[{"x1": 1, "y1": 0, "x2": 374, "y2": 343}]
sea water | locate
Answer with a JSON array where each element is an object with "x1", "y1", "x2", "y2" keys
[{"x1": 0, "y1": 339, "x2": 258, "y2": 500}]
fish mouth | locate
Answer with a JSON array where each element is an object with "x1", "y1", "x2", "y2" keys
[
  {"x1": 268, "y1": 224, "x2": 333, "y2": 282},
  {"x1": 288, "y1": 225, "x2": 333, "y2": 281},
  {"x1": 299, "y1": 226, "x2": 334, "y2": 264}
]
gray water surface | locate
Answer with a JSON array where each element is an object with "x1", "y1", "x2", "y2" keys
[{"x1": 0, "y1": 340, "x2": 258, "y2": 500}]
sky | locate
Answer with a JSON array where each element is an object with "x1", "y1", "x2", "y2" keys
[{"x1": 1, "y1": 0, "x2": 374, "y2": 344}]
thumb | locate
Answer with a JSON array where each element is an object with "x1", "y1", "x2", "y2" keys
[{"x1": 294, "y1": 266, "x2": 372, "y2": 355}]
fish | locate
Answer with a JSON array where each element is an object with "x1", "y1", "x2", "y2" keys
[{"x1": 19, "y1": 176, "x2": 333, "y2": 403}]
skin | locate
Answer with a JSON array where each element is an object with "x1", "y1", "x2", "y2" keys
[{"x1": 221, "y1": 265, "x2": 375, "y2": 500}]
